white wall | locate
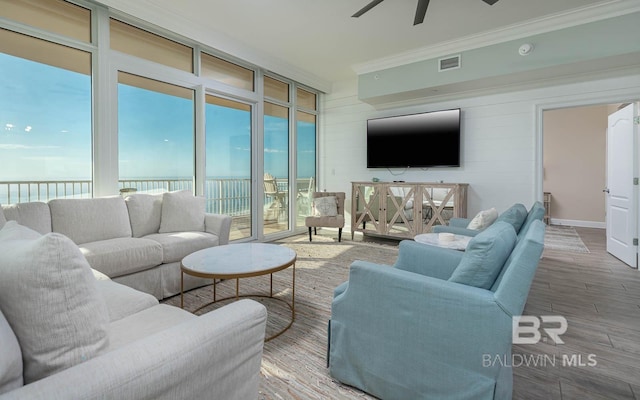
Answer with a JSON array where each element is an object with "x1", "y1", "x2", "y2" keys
[
  {"x1": 321, "y1": 72, "x2": 640, "y2": 230},
  {"x1": 543, "y1": 105, "x2": 609, "y2": 226}
]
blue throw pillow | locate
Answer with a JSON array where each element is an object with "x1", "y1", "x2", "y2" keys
[
  {"x1": 448, "y1": 221, "x2": 517, "y2": 289},
  {"x1": 495, "y1": 203, "x2": 527, "y2": 233}
]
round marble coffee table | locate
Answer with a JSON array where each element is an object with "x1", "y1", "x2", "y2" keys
[
  {"x1": 414, "y1": 232, "x2": 471, "y2": 251},
  {"x1": 181, "y1": 243, "x2": 296, "y2": 341}
]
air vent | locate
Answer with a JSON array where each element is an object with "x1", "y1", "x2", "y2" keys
[{"x1": 438, "y1": 55, "x2": 461, "y2": 72}]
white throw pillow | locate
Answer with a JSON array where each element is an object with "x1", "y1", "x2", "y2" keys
[
  {"x1": 125, "y1": 193, "x2": 163, "y2": 237},
  {"x1": 0, "y1": 222, "x2": 110, "y2": 384},
  {"x1": 466, "y1": 208, "x2": 499, "y2": 231},
  {"x1": 313, "y1": 196, "x2": 338, "y2": 217},
  {"x1": 159, "y1": 190, "x2": 206, "y2": 233}
]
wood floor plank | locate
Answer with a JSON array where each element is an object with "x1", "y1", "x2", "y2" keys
[
  {"x1": 556, "y1": 317, "x2": 613, "y2": 348},
  {"x1": 560, "y1": 378, "x2": 634, "y2": 400},
  {"x1": 512, "y1": 372, "x2": 562, "y2": 400},
  {"x1": 608, "y1": 333, "x2": 640, "y2": 356},
  {"x1": 518, "y1": 226, "x2": 640, "y2": 400}
]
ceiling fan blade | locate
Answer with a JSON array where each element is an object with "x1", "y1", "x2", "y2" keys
[
  {"x1": 482, "y1": 0, "x2": 499, "y2": 5},
  {"x1": 413, "y1": 0, "x2": 430, "y2": 25},
  {"x1": 352, "y1": 0, "x2": 384, "y2": 18}
]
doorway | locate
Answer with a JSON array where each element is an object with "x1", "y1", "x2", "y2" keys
[{"x1": 541, "y1": 102, "x2": 638, "y2": 268}]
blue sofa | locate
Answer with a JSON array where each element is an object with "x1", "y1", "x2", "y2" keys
[
  {"x1": 433, "y1": 202, "x2": 545, "y2": 238},
  {"x1": 328, "y1": 219, "x2": 546, "y2": 400}
]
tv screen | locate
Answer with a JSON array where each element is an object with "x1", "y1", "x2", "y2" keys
[{"x1": 366, "y1": 108, "x2": 461, "y2": 168}]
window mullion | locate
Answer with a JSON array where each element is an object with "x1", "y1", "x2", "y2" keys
[
  {"x1": 195, "y1": 85, "x2": 206, "y2": 196},
  {"x1": 93, "y1": 6, "x2": 117, "y2": 197}
]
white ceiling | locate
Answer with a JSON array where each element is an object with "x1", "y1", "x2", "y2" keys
[{"x1": 102, "y1": 0, "x2": 638, "y2": 88}]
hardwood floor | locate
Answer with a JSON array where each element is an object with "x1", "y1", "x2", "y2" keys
[{"x1": 513, "y1": 227, "x2": 640, "y2": 400}]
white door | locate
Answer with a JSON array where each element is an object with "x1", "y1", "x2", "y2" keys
[{"x1": 606, "y1": 103, "x2": 637, "y2": 268}]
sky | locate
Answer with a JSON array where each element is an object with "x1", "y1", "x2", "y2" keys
[
  {"x1": 0, "y1": 53, "x2": 91, "y2": 180},
  {"x1": 1, "y1": 52, "x2": 316, "y2": 182}
]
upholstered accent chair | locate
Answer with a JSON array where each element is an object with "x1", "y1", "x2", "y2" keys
[
  {"x1": 328, "y1": 219, "x2": 546, "y2": 399},
  {"x1": 305, "y1": 192, "x2": 345, "y2": 242}
]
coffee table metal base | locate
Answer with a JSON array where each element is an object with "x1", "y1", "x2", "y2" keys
[
  {"x1": 180, "y1": 243, "x2": 297, "y2": 342},
  {"x1": 182, "y1": 268, "x2": 295, "y2": 342}
]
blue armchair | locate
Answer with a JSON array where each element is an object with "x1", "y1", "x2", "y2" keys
[
  {"x1": 328, "y1": 220, "x2": 546, "y2": 400},
  {"x1": 433, "y1": 202, "x2": 544, "y2": 238}
]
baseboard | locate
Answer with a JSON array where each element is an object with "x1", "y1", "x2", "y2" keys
[{"x1": 550, "y1": 218, "x2": 605, "y2": 229}]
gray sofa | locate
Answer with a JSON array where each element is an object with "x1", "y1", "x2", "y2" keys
[
  {"x1": 0, "y1": 190, "x2": 232, "y2": 299},
  {"x1": 0, "y1": 219, "x2": 267, "y2": 399}
]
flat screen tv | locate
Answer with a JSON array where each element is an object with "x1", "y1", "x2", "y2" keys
[{"x1": 366, "y1": 108, "x2": 461, "y2": 168}]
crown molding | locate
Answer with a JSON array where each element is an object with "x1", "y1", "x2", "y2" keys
[{"x1": 352, "y1": 0, "x2": 640, "y2": 75}]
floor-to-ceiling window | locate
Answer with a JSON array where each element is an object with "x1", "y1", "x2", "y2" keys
[
  {"x1": 295, "y1": 88, "x2": 317, "y2": 226},
  {"x1": 263, "y1": 76, "x2": 290, "y2": 235},
  {"x1": 205, "y1": 95, "x2": 252, "y2": 240},
  {"x1": 0, "y1": 1, "x2": 93, "y2": 203},
  {"x1": 202, "y1": 54, "x2": 255, "y2": 239},
  {"x1": 0, "y1": 0, "x2": 320, "y2": 241}
]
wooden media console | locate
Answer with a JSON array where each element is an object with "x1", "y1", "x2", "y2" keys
[{"x1": 351, "y1": 181, "x2": 468, "y2": 240}]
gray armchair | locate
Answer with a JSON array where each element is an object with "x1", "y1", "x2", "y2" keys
[{"x1": 305, "y1": 192, "x2": 345, "y2": 242}]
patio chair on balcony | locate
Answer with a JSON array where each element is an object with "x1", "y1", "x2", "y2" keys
[
  {"x1": 297, "y1": 176, "x2": 315, "y2": 216},
  {"x1": 264, "y1": 173, "x2": 287, "y2": 221}
]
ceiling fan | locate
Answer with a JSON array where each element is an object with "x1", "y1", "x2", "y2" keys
[{"x1": 352, "y1": 0, "x2": 500, "y2": 26}]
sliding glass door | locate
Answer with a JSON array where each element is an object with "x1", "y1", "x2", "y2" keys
[
  {"x1": 295, "y1": 87, "x2": 317, "y2": 228},
  {"x1": 263, "y1": 101, "x2": 290, "y2": 235},
  {"x1": 205, "y1": 95, "x2": 253, "y2": 240}
]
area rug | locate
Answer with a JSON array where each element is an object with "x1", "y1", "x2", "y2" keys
[
  {"x1": 162, "y1": 234, "x2": 399, "y2": 399},
  {"x1": 544, "y1": 225, "x2": 590, "y2": 253}
]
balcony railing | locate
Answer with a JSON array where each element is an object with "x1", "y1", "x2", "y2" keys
[
  {"x1": 0, "y1": 177, "x2": 313, "y2": 218},
  {"x1": 0, "y1": 180, "x2": 93, "y2": 205},
  {"x1": 118, "y1": 178, "x2": 256, "y2": 216}
]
